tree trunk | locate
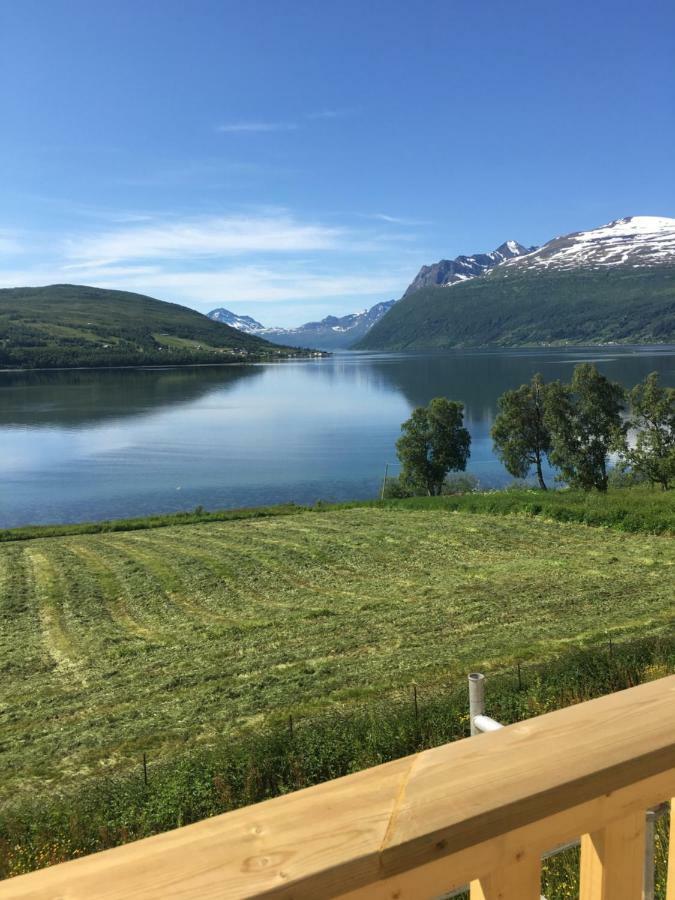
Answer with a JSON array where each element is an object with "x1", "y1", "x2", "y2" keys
[{"x1": 535, "y1": 454, "x2": 547, "y2": 491}]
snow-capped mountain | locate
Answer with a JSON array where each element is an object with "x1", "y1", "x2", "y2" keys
[
  {"x1": 499, "y1": 216, "x2": 675, "y2": 274},
  {"x1": 404, "y1": 240, "x2": 535, "y2": 296},
  {"x1": 207, "y1": 308, "x2": 265, "y2": 333},
  {"x1": 207, "y1": 300, "x2": 396, "y2": 350},
  {"x1": 359, "y1": 213, "x2": 675, "y2": 351}
]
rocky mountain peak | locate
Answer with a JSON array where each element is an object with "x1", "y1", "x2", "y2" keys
[{"x1": 403, "y1": 238, "x2": 534, "y2": 297}]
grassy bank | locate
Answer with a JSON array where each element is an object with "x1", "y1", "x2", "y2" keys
[
  {"x1": 1, "y1": 636, "x2": 673, "y2": 895},
  {"x1": 2, "y1": 485, "x2": 673, "y2": 543},
  {"x1": 0, "y1": 502, "x2": 304, "y2": 543}
]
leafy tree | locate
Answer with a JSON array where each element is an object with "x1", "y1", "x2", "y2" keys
[
  {"x1": 396, "y1": 397, "x2": 471, "y2": 496},
  {"x1": 491, "y1": 373, "x2": 552, "y2": 490},
  {"x1": 545, "y1": 363, "x2": 625, "y2": 492},
  {"x1": 623, "y1": 372, "x2": 675, "y2": 490}
]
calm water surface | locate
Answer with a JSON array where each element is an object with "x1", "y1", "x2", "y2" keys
[{"x1": 1, "y1": 347, "x2": 674, "y2": 527}]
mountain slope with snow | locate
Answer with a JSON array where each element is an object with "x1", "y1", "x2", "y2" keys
[
  {"x1": 358, "y1": 216, "x2": 675, "y2": 350},
  {"x1": 207, "y1": 308, "x2": 265, "y2": 333},
  {"x1": 499, "y1": 216, "x2": 675, "y2": 273}
]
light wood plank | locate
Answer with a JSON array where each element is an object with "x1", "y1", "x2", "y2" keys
[
  {"x1": 380, "y1": 676, "x2": 675, "y2": 879},
  {"x1": 579, "y1": 812, "x2": 645, "y2": 900},
  {"x1": 470, "y1": 850, "x2": 541, "y2": 900},
  {"x1": 338, "y1": 770, "x2": 675, "y2": 900},
  {"x1": 1, "y1": 756, "x2": 414, "y2": 900}
]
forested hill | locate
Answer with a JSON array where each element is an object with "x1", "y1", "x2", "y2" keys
[
  {"x1": 0, "y1": 284, "x2": 307, "y2": 369},
  {"x1": 356, "y1": 265, "x2": 675, "y2": 350},
  {"x1": 358, "y1": 216, "x2": 675, "y2": 350}
]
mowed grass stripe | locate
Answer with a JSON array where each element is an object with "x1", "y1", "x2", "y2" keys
[
  {"x1": 107, "y1": 534, "x2": 234, "y2": 627},
  {"x1": 23, "y1": 546, "x2": 92, "y2": 683},
  {"x1": 69, "y1": 536, "x2": 192, "y2": 640},
  {"x1": 64, "y1": 542, "x2": 157, "y2": 641},
  {"x1": 0, "y1": 546, "x2": 46, "y2": 679},
  {"x1": 0, "y1": 508, "x2": 672, "y2": 803},
  {"x1": 119, "y1": 536, "x2": 257, "y2": 626}
]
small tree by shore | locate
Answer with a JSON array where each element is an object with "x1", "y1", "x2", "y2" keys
[
  {"x1": 396, "y1": 397, "x2": 471, "y2": 496},
  {"x1": 623, "y1": 371, "x2": 675, "y2": 490},
  {"x1": 491, "y1": 373, "x2": 552, "y2": 490},
  {"x1": 544, "y1": 364, "x2": 625, "y2": 492}
]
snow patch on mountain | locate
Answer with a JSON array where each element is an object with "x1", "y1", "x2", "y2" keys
[
  {"x1": 499, "y1": 216, "x2": 675, "y2": 273},
  {"x1": 207, "y1": 308, "x2": 265, "y2": 333}
]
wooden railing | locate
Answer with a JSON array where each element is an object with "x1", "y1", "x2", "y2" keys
[{"x1": 3, "y1": 676, "x2": 675, "y2": 899}]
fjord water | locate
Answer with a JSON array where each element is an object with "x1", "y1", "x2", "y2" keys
[{"x1": 1, "y1": 347, "x2": 674, "y2": 528}]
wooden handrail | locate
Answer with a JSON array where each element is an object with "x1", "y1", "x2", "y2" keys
[{"x1": 3, "y1": 676, "x2": 675, "y2": 899}]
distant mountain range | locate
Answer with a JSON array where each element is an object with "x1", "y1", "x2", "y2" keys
[
  {"x1": 208, "y1": 300, "x2": 396, "y2": 350},
  {"x1": 358, "y1": 216, "x2": 675, "y2": 350}
]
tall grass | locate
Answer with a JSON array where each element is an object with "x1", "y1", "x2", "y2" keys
[
  {"x1": 348, "y1": 485, "x2": 675, "y2": 534},
  {"x1": 2, "y1": 634, "x2": 672, "y2": 894}
]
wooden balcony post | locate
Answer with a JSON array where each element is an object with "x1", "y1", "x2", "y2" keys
[
  {"x1": 667, "y1": 799, "x2": 675, "y2": 900},
  {"x1": 470, "y1": 852, "x2": 541, "y2": 900},
  {"x1": 643, "y1": 807, "x2": 656, "y2": 900},
  {"x1": 580, "y1": 811, "x2": 646, "y2": 900}
]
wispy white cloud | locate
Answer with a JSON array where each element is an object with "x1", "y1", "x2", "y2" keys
[
  {"x1": 64, "y1": 214, "x2": 344, "y2": 264},
  {"x1": 366, "y1": 213, "x2": 432, "y2": 226},
  {"x1": 0, "y1": 262, "x2": 406, "y2": 309},
  {"x1": 306, "y1": 108, "x2": 358, "y2": 120},
  {"x1": 215, "y1": 109, "x2": 357, "y2": 135},
  {"x1": 0, "y1": 206, "x2": 416, "y2": 322},
  {"x1": 216, "y1": 121, "x2": 297, "y2": 133},
  {"x1": 123, "y1": 266, "x2": 405, "y2": 305}
]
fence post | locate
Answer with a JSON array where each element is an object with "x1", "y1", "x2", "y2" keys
[
  {"x1": 380, "y1": 462, "x2": 390, "y2": 500},
  {"x1": 468, "y1": 672, "x2": 485, "y2": 736},
  {"x1": 643, "y1": 807, "x2": 656, "y2": 900}
]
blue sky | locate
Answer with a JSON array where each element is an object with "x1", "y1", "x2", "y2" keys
[{"x1": 1, "y1": 0, "x2": 674, "y2": 326}]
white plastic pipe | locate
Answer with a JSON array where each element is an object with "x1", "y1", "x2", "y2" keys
[
  {"x1": 468, "y1": 672, "x2": 485, "y2": 736},
  {"x1": 473, "y1": 714, "x2": 504, "y2": 733}
]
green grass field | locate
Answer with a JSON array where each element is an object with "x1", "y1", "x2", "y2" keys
[{"x1": 2, "y1": 504, "x2": 673, "y2": 806}]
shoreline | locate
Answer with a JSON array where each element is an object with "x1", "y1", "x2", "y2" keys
[
  {"x1": 0, "y1": 351, "x2": 327, "y2": 374},
  {"x1": 2, "y1": 342, "x2": 674, "y2": 373}
]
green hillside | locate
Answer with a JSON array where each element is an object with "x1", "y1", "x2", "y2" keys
[
  {"x1": 0, "y1": 284, "x2": 306, "y2": 368},
  {"x1": 356, "y1": 266, "x2": 675, "y2": 349}
]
